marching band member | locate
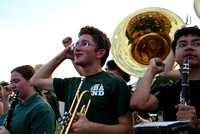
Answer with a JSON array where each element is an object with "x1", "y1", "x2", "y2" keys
[
  {"x1": 31, "y1": 26, "x2": 134, "y2": 134},
  {"x1": 130, "y1": 26, "x2": 200, "y2": 133},
  {"x1": 0, "y1": 65, "x2": 56, "y2": 134}
]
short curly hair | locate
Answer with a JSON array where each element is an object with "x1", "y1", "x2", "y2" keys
[
  {"x1": 78, "y1": 26, "x2": 111, "y2": 67},
  {"x1": 172, "y1": 25, "x2": 200, "y2": 54}
]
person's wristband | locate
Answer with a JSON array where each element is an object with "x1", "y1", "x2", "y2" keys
[{"x1": 135, "y1": 115, "x2": 141, "y2": 123}]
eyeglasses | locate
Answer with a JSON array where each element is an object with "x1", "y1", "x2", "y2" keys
[
  {"x1": 176, "y1": 41, "x2": 200, "y2": 49},
  {"x1": 71, "y1": 40, "x2": 97, "y2": 50}
]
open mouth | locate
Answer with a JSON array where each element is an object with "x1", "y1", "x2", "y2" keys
[{"x1": 13, "y1": 90, "x2": 19, "y2": 94}]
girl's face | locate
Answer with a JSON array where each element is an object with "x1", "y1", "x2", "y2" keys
[{"x1": 10, "y1": 71, "x2": 31, "y2": 100}]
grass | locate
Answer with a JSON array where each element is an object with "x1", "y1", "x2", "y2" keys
[{"x1": 56, "y1": 123, "x2": 63, "y2": 134}]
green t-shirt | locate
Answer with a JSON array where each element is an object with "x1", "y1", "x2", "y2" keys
[
  {"x1": 54, "y1": 71, "x2": 131, "y2": 125},
  {"x1": 0, "y1": 92, "x2": 56, "y2": 134},
  {"x1": 44, "y1": 92, "x2": 61, "y2": 120},
  {"x1": 0, "y1": 97, "x2": 2, "y2": 103}
]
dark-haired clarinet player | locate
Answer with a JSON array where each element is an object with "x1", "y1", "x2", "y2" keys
[
  {"x1": 130, "y1": 26, "x2": 200, "y2": 134},
  {"x1": 0, "y1": 65, "x2": 56, "y2": 134}
]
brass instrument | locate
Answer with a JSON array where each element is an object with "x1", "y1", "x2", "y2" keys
[
  {"x1": 194, "y1": 0, "x2": 200, "y2": 19},
  {"x1": 59, "y1": 76, "x2": 92, "y2": 134},
  {"x1": 111, "y1": 7, "x2": 186, "y2": 77}
]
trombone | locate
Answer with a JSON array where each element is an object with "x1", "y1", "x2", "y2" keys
[{"x1": 59, "y1": 76, "x2": 92, "y2": 134}]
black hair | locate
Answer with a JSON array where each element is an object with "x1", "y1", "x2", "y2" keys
[
  {"x1": 106, "y1": 60, "x2": 130, "y2": 82},
  {"x1": 172, "y1": 25, "x2": 200, "y2": 54}
]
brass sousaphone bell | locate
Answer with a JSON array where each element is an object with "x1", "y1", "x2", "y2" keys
[
  {"x1": 111, "y1": 7, "x2": 185, "y2": 77},
  {"x1": 194, "y1": 0, "x2": 200, "y2": 19}
]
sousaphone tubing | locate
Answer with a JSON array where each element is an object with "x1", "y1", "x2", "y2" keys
[{"x1": 194, "y1": 0, "x2": 200, "y2": 19}]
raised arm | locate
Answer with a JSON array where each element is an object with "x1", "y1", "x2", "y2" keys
[
  {"x1": 30, "y1": 44, "x2": 73, "y2": 92},
  {"x1": 159, "y1": 51, "x2": 181, "y2": 80},
  {"x1": 62, "y1": 37, "x2": 84, "y2": 76},
  {"x1": 130, "y1": 58, "x2": 164, "y2": 113}
]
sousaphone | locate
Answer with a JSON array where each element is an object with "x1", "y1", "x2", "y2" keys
[
  {"x1": 194, "y1": 0, "x2": 200, "y2": 19},
  {"x1": 111, "y1": 7, "x2": 186, "y2": 77}
]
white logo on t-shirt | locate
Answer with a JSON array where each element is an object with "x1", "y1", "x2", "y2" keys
[{"x1": 90, "y1": 84, "x2": 104, "y2": 96}]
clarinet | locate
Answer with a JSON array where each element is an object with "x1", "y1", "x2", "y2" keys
[
  {"x1": 3, "y1": 91, "x2": 19, "y2": 130},
  {"x1": 180, "y1": 58, "x2": 190, "y2": 105}
]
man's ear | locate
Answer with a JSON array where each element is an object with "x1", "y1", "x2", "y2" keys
[
  {"x1": 174, "y1": 53, "x2": 180, "y2": 65},
  {"x1": 97, "y1": 49, "x2": 106, "y2": 58},
  {"x1": 174, "y1": 53, "x2": 177, "y2": 61}
]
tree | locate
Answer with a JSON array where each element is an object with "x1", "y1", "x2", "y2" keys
[
  {"x1": 0, "y1": 81, "x2": 9, "y2": 87},
  {"x1": 151, "y1": 76, "x2": 177, "y2": 90}
]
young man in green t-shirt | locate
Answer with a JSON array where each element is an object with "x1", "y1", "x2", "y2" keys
[{"x1": 31, "y1": 26, "x2": 134, "y2": 134}]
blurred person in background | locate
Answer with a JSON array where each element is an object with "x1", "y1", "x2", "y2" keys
[
  {"x1": 0, "y1": 86, "x2": 3, "y2": 116},
  {"x1": 105, "y1": 60, "x2": 152, "y2": 124}
]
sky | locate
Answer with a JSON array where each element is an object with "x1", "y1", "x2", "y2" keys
[{"x1": 0, "y1": 0, "x2": 200, "y2": 84}]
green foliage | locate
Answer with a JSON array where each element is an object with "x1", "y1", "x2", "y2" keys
[
  {"x1": 0, "y1": 81, "x2": 9, "y2": 87},
  {"x1": 56, "y1": 123, "x2": 63, "y2": 134},
  {"x1": 151, "y1": 76, "x2": 177, "y2": 90}
]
